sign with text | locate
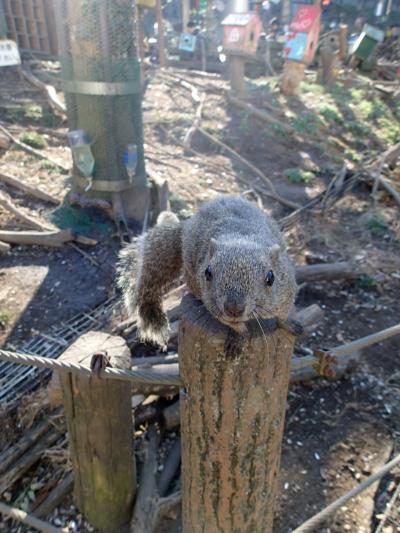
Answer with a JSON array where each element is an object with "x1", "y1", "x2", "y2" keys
[{"x1": 0, "y1": 40, "x2": 21, "y2": 67}]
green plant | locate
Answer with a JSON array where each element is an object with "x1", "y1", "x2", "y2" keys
[
  {"x1": 20, "y1": 132, "x2": 48, "y2": 149},
  {"x1": 284, "y1": 168, "x2": 314, "y2": 183},
  {"x1": 169, "y1": 193, "x2": 188, "y2": 213},
  {"x1": 0, "y1": 310, "x2": 9, "y2": 330},
  {"x1": 291, "y1": 112, "x2": 322, "y2": 135},
  {"x1": 356, "y1": 274, "x2": 377, "y2": 290},
  {"x1": 365, "y1": 213, "x2": 388, "y2": 235},
  {"x1": 344, "y1": 149, "x2": 362, "y2": 162},
  {"x1": 24, "y1": 104, "x2": 43, "y2": 121},
  {"x1": 346, "y1": 121, "x2": 371, "y2": 136},
  {"x1": 39, "y1": 160, "x2": 59, "y2": 174},
  {"x1": 319, "y1": 104, "x2": 343, "y2": 125}
]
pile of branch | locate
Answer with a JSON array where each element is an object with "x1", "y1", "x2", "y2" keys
[{"x1": 360, "y1": 142, "x2": 400, "y2": 206}]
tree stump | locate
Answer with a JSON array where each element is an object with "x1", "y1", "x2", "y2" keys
[
  {"x1": 59, "y1": 331, "x2": 136, "y2": 532},
  {"x1": 228, "y1": 54, "x2": 246, "y2": 97},
  {"x1": 179, "y1": 295, "x2": 295, "y2": 532}
]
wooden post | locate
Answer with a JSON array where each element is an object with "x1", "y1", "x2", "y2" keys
[
  {"x1": 155, "y1": 0, "x2": 167, "y2": 67},
  {"x1": 181, "y1": 0, "x2": 190, "y2": 31},
  {"x1": 339, "y1": 24, "x2": 348, "y2": 61},
  {"x1": 59, "y1": 331, "x2": 136, "y2": 532},
  {"x1": 281, "y1": 59, "x2": 306, "y2": 95},
  {"x1": 228, "y1": 54, "x2": 246, "y2": 97},
  {"x1": 179, "y1": 295, "x2": 294, "y2": 532}
]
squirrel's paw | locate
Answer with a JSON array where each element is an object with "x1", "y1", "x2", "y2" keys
[
  {"x1": 138, "y1": 304, "x2": 170, "y2": 349},
  {"x1": 277, "y1": 317, "x2": 304, "y2": 337},
  {"x1": 224, "y1": 329, "x2": 245, "y2": 358}
]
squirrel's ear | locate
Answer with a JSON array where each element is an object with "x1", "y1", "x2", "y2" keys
[
  {"x1": 209, "y1": 238, "x2": 218, "y2": 257},
  {"x1": 270, "y1": 244, "x2": 281, "y2": 263}
]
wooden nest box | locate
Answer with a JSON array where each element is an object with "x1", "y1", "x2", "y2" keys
[
  {"x1": 222, "y1": 12, "x2": 262, "y2": 55},
  {"x1": 283, "y1": 5, "x2": 321, "y2": 64}
]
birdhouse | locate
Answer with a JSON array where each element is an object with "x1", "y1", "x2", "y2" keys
[
  {"x1": 222, "y1": 13, "x2": 262, "y2": 55},
  {"x1": 350, "y1": 24, "x2": 384, "y2": 62},
  {"x1": 283, "y1": 5, "x2": 321, "y2": 64}
]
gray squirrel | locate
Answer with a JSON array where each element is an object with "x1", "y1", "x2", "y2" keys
[{"x1": 117, "y1": 196, "x2": 301, "y2": 354}]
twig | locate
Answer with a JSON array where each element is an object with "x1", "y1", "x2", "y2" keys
[
  {"x1": 196, "y1": 127, "x2": 300, "y2": 209},
  {"x1": 0, "y1": 124, "x2": 69, "y2": 173},
  {"x1": 183, "y1": 93, "x2": 206, "y2": 150},
  {"x1": 19, "y1": 65, "x2": 66, "y2": 115},
  {"x1": 0, "y1": 229, "x2": 79, "y2": 247},
  {"x1": 33, "y1": 473, "x2": 74, "y2": 518},
  {"x1": 0, "y1": 241, "x2": 10, "y2": 254},
  {"x1": 0, "y1": 501, "x2": 62, "y2": 533},
  {"x1": 0, "y1": 171, "x2": 60, "y2": 205},
  {"x1": 292, "y1": 453, "x2": 400, "y2": 532}
]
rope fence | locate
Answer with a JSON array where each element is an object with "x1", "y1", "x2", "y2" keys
[{"x1": 0, "y1": 323, "x2": 399, "y2": 387}]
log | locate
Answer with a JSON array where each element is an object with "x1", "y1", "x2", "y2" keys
[
  {"x1": 59, "y1": 331, "x2": 136, "y2": 532},
  {"x1": 162, "y1": 399, "x2": 180, "y2": 430},
  {"x1": 0, "y1": 501, "x2": 62, "y2": 533},
  {"x1": 158, "y1": 437, "x2": 181, "y2": 497},
  {"x1": 0, "y1": 428, "x2": 63, "y2": 495},
  {"x1": 0, "y1": 229, "x2": 79, "y2": 247},
  {"x1": 155, "y1": 0, "x2": 166, "y2": 67},
  {"x1": 0, "y1": 133, "x2": 10, "y2": 150},
  {"x1": 179, "y1": 294, "x2": 294, "y2": 532},
  {"x1": 0, "y1": 171, "x2": 60, "y2": 205},
  {"x1": 295, "y1": 262, "x2": 357, "y2": 283},
  {"x1": 33, "y1": 473, "x2": 74, "y2": 518},
  {"x1": 0, "y1": 241, "x2": 10, "y2": 254},
  {"x1": 19, "y1": 65, "x2": 66, "y2": 115}
]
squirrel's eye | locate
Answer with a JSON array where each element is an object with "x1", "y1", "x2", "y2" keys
[
  {"x1": 205, "y1": 265, "x2": 212, "y2": 281},
  {"x1": 265, "y1": 270, "x2": 274, "y2": 286}
]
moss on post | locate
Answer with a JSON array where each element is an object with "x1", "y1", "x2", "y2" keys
[{"x1": 179, "y1": 295, "x2": 294, "y2": 532}]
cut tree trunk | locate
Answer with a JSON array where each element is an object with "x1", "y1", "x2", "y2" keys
[
  {"x1": 281, "y1": 60, "x2": 305, "y2": 95},
  {"x1": 59, "y1": 331, "x2": 136, "y2": 532},
  {"x1": 179, "y1": 294, "x2": 294, "y2": 532}
]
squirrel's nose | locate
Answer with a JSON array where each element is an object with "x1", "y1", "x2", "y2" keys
[{"x1": 224, "y1": 300, "x2": 245, "y2": 319}]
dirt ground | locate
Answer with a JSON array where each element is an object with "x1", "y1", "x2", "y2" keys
[{"x1": 0, "y1": 63, "x2": 399, "y2": 532}]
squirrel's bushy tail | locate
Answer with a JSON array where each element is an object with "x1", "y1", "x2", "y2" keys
[{"x1": 117, "y1": 212, "x2": 182, "y2": 347}]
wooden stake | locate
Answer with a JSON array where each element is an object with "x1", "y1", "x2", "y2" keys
[
  {"x1": 59, "y1": 331, "x2": 136, "y2": 532},
  {"x1": 155, "y1": 0, "x2": 167, "y2": 67},
  {"x1": 228, "y1": 54, "x2": 245, "y2": 97},
  {"x1": 179, "y1": 294, "x2": 294, "y2": 532},
  {"x1": 281, "y1": 59, "x2": 305, "y2": 95},
  {"x1": 339, "y1": 24, "x2": 348, "y2": 61}
]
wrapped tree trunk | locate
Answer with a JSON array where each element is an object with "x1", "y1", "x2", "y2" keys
[{"x1": 179, "y1": 295, "x2": 294, "y2": 532}]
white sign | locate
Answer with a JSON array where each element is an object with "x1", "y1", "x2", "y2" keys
[{"x1": 0, "y1": 40, "x2": 21, "y2": 67}]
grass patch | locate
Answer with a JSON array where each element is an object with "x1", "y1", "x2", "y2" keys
[
  {"x1": 365, "y1": 213, "x2": 388, "y2": 235},
  {"x1": 357, "y1": 274, "x2": 377, "y2": 290},
  {"x1": 48, "y1": 200, "x2": 111, "y2": 236},
  {"x1": 24, "y1": 104, "x2": 43, "y2": 122},
  {"x1": 39, "y1": 160, "x2": 59, "y2": 174},
  {"x1": 20, "y1": 132, "x2": 48, "y2": 149},
  {"x1": 346, "y1": 121, "x2": 371, "y2": 136},
  {"x1": 284, "y1": 168, "x2": 314, "y2": 183},
  {"x1": 0, "y1": 310, "x2": 9, "y2": 330},
  {"x1": 344, "y1": 149, "x2": 362, "y2": 162},
  {"x1": 291, "y1": 112, "x2": 322, "y2": 135},
  {"x1": 319, "y1": 103, "x2": 344, "y2": 125}
]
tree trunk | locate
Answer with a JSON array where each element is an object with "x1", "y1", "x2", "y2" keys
[{"x1": 179, "y1": 294, "x2": 294, "y2": 532}]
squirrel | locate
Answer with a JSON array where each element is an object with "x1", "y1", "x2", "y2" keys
[{"x1": 117, "y1": 196, "x2": 301, "y2": 355}]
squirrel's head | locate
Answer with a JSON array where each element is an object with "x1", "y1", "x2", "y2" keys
[{"x1": 200, "y1": 238, "x2": 297, "y2": 330}]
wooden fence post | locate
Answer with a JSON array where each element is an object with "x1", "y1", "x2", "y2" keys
[
  {"x1": 179, "y1": 295, "x2": 294, "y2": 532},
  {"x1": 59, "y1": 331, "x2": 136, "y2": 532}
]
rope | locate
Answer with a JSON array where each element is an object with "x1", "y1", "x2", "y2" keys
[
  {"x1": 292, "y1": 453, "x2": 400, "y2": 532},
  {"x1": 0, "y1": 350, "x2": 182, "y2": 387},
  {"x1": 0, "y1": 322, "x2": 398, "y2": 387}
]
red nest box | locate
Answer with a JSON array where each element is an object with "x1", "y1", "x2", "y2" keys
[
  {"x1": 222, "y1": 13, "x2": 262, "y2": 55},
  {"x1": 283, "y1": 5, "x2": 321, "y2": 64}
]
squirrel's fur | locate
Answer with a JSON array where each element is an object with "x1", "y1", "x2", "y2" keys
[{"x1": 117, "y1": 196, "x2": 298, "y2": 348}]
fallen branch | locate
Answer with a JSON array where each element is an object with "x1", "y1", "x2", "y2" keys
[
  {"x1": 19, "y1": 64, "x2": 66, "y2": 115},
  {"x1": 371, "y1": 142, "x2": 400, "y2": 204},
  {"x1": 227, "y1": 94, "x2": 294, "y2": 135},
  {"x1": 158, "y1": 437, "x2": 181, "y2": 497},
  {"x1": 0, "y1": 428, "x2": 63, "y2": 495},
  {"x1": 196, "y1": 127, "x2": 299, "y2": 210},
  {"x1": 0, "y1": 501, "x2": 62, "y2": 533},
  {"x1": 0, "y1": 171, "x2": 60, "y2": 205},
  {"x1": 0, "y1": 229, "x2": 80, "y2": 247},
  {"x1": 33, "y1": 473, "x2": 74, "y2": 518},
  {"x1": 162, "y1": 400, "x2": 180, "y2": 430},
  {"x1": 131, "y1": 424, "x2": 180, "y2": 532},
  {"x1": 0, "y1": 241, "x2": 10, "y2": 254},
  {"x1": 295, "y1": 262, "x2": 357, "y2": 283},
  {"x1": 0, "y1": 191, "x2": 53, "y2": 231},
  {"x1": 0, "y1": 124, "x2": 69, "y2": 173}
]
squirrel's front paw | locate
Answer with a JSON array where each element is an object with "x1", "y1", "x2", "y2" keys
[
  {"x1": 138, "y1": 304, "x2": 169, "y2": 347},
  {"x1": 224, "y1": 329, "x2": 245, "y2": 358},
  {"x1": 277, "y1": 317, "x2": 304, "y2": 337}
]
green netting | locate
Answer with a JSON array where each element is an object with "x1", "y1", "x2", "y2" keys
[{"x1": 55, "y1": 0, "x2": 147, "y2": 191}]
